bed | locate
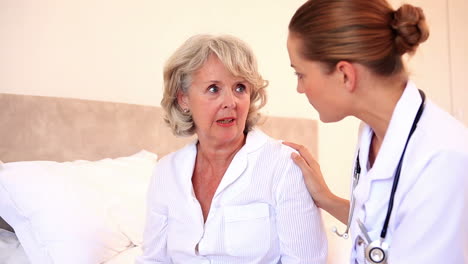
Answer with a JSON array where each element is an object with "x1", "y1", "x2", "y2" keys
[{"x1": 0, "y1": 93, "x2": 318, "y2": 264}]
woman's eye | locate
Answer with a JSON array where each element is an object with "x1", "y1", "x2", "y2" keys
[
  {"x1": 235, "y1": 83, "x2": 247, "y2": 93},
  {"x1": 294, "y1": 72, "x2": 303, "y2": 80},
  {"x1": 208, "y1": 84, "x2": 219, "y2": 93}
]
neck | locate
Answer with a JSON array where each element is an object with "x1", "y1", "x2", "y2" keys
[
  {"x1": 352, "y1": 73, "x2": 407, "y2": 159},
  {"x1": 196, "y1": 133, "x2": 246, "y2": 168}
]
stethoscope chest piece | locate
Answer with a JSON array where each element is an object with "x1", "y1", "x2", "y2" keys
[
  {"x1": 358, "y1": 219, "x2": 389, "y2": 264},
  {"x1": 365, "y1": 238, "x2": 389, "y2": 264}
]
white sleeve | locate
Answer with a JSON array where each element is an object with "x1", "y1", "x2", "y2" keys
[
  {"x1": 389, "y1": 150, "x2": 468, "y2": 263},
  {"x1": 275, "y1": 157, "x2": 328, "y2": 264},
  {"x1": 135, "y1": 168, "x2": 170, "y2": 264}
]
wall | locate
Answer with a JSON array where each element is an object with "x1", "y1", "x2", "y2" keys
[
  {"x1": 448, "y1": 0, "x2": 468, "y2": 125},
  {"x1": 0, "y1": 0, "x2": 311, "y2": 117},
  {"x1": 0, "y1": 0, "x2": 466, "y2": 263}
]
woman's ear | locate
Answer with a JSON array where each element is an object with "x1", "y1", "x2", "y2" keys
[
  {"x1": 336, "y1": 61, "x2": 356, "y2": 93},
  {"x1": 177, "y1": 91, "x2": 189, "y2": 110}
]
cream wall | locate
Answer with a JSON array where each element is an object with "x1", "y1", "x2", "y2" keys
[
  {"x1": 0, "y1": 0, "x2": 466, "y2": 263},
  {"x1": 448, "y1": 0, "x2": 468, "y2": 125},
  {"x1": 0, "y1": 0, "x2": 311, "y2": 118}
]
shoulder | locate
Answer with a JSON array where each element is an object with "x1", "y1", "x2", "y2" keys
[
  {"x1": 402, "y1": 104, "x2": 468, "y2": 194},
  {"x1": 155, "y1": 142, "x2": 196, "y2": 169},
  {"x1": 247, "y1": 129, "x2": 297, "y2": 162},
  {"x1": 247, "y1": 130, "x2": 303, "y2": 188},
  {"x1": 417, "y1": 101, "x2": 468, "y2": 154},
  {"x1": 150, "y1": 142, "x2": 196, "y2": 188},
  {"x1": 244, "y1": 130, "x2": 299, "y2": 177}
]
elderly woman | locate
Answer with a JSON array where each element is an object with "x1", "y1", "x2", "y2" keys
[{"x1": 136, "y1": 34, "x2": 327, "y2": 264}]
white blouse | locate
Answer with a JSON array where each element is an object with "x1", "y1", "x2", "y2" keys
[
  {"x1": 350, "y1": 81, "x2": 468, "y2": 263},
  {"x1": 137, "y1": 129, "x2": 327, "y2": 264}
]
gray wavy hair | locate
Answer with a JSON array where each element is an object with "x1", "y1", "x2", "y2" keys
[{"x1": 161, "y1": 34, "x2": 268, "y2": 136}]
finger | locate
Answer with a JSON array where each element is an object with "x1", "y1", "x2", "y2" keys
[
  {"x1": 283, "y1": 141, "x2": 301, "y2": 150},
  {"x1": 283, "y1": 141, "x2": 316, "y2": 167},
  {"x1": 291, "y1": 152, "x2": 313, "y2": 174}
]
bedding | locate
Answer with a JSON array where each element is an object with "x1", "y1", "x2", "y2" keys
[
  {"x1": 105, "y1": 246, "x2": 143, "y2": 264},
  {"x1": 0, "y1": 151, "x2": 157, "y2": 264},
  {"x1": 0, "y1": 229, "x2": 144, "y2": 264}
]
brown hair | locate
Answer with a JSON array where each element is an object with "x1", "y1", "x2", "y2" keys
[{"x1": 289, "y1": 0, "x2": 429, "y2": 76}]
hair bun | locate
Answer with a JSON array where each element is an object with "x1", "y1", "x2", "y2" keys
[{"x1": 391, "y1": 4, "x2": 430, "y2": 55}]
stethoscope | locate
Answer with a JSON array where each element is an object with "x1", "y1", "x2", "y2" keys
[{"x1": 333, "y1": 89, "x2": 426, "y2": 264}]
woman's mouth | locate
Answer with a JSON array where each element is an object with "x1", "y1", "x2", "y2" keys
[
  {"x1": 216, "y1": 117, "x2": 236, "y2": 126},
  {"x1": 217, "y1": 118, "x2": 234, "y2": 124}
]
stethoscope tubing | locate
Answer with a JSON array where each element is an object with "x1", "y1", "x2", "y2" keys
[
  {"x1": 379, "y1": 89, "x2": 425, "y2": 239},
  {"x1": 333, "y1": 89, "x2": 427, "y2": 256}
]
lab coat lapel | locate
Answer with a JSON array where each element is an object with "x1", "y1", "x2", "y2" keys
[
  {"x1": 371, "y1": 81, "x2": 423, "y2": 181},
  {"x1": 353, "y1": 125, "x2": 373, "y2": 208},
  {"x1": 354, "y1": 82, "x2": 424, "y2": 204}
]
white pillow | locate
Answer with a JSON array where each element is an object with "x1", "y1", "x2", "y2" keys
[{"x1": 0, "y1": 150, "x2": 157, "y2": 264}]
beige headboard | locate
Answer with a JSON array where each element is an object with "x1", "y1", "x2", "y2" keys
[
  {"x1": 0, "y1": 93, "x2": 318, "y2": 231},
  {"x1": 0, "y1": 93, "x2": 318, "y2": 162}
]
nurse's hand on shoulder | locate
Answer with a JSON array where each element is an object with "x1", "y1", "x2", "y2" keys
[
  {"x1": 282, "y1": 142, "x2": 332, "y2": 208},
  {"x1": 284, "y1": 141, "x2": 350, "y2": 224}
]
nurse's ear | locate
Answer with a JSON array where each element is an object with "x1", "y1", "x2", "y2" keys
[{"x1": 335, "y1": 61, "x2": 357, "y2": 93}]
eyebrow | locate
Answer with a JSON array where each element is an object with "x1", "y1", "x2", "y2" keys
[
  {"x1": 202, "y1": 78, "x2": 247, "y2": 84},
  {"x1": 290, "y1": 64, "x2": 296, "y2": 68}
]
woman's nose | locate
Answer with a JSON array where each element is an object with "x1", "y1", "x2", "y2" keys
[
  {"x1": 297, "y1": 84, "x2": 305, "y2": 94},
  {"x1": 222, "y1": 90, "x2": 236, "y2": 109}
]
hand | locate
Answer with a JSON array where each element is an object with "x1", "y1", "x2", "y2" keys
[{"x1": 282, "y1": 141, "x2": 331, "y2": 209}]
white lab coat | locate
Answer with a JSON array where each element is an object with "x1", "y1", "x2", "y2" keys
[
  {"x1": 137, "y1": 129, "x2": 327, "y2": 264},
  {"x1": 350, "y1": 81, "x2": 468, "y2": 263}
]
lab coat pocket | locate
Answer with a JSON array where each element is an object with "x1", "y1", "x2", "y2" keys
[{"x1": 224, "y1": 203, "x2": 271, "y2": 256}]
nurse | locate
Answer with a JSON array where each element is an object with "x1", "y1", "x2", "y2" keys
[{"x1": 284, "y1": 0, "x2": 468, "y2": 263}]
